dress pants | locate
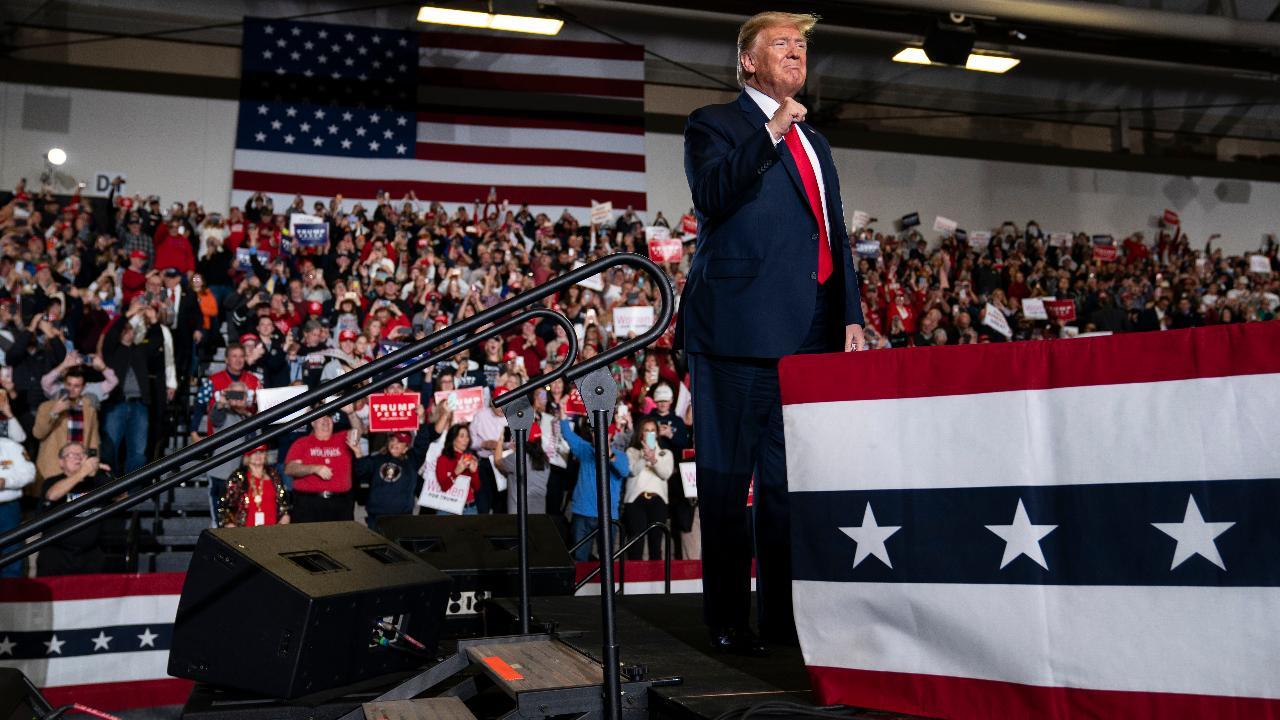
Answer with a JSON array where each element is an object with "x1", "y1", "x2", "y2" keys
[{"x1": 691, "y1": 281, "x2": 839, "y2": 640}]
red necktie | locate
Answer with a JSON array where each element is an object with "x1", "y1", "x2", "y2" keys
[{"x1": 784, "y1": 126, "x2": 832, "y2": 284}]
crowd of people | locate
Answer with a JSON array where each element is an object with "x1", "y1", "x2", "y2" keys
[{"x1": 0, "y1": 176, "x2": 1275, "y2": 577}]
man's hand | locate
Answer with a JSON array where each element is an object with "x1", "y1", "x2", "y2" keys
[
  {"x1": 766, "y1": 97, "x2": 807, "y2": 141},
  {"x1": 845, "y1": 323, "x2": 867, "y2": 352},
  {"x1": 315, "y1": 465, "x2": 334, "y2": 481}
]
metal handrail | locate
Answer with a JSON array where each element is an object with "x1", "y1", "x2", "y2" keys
[
  {"x1": 0, "y1": 253, "x2": 675, "y2": 566},
  {"x1": 574, "y1": 521, "x2": 674, "y2": 595}
]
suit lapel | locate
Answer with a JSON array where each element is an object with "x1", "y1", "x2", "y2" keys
[
  {"x1": 804, "y1": 125, "x2": 843, "y2": 236},
  {"x1": 737, "y1": 92, "x2": 809, "y2": 207}
]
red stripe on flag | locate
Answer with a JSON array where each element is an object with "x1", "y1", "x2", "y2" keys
[
  {"x1": 417, "y1": 111, "x2": 644, "y2": 135},
  {"x1": 808, "y1": 665, "x2": 1280, "y2": 720},
  {"x1": 419, "y1": 31, "x2": 644, "y2": 61},
  {"x1": 42, "y1": 678, "x2": 193, "y2": 712},
  {"x1": 573, "y1": 559, "x2": 703, "y2": 584},
  {"x1": 418, "y1": 68, "x2": 643, "y2": 99},
  {"x1": 415, "y1": 142, "x2": 644, "y2": 172},
  {"x1": 780, "y1": 322, "x2": 1280, "y2": 405},
  {"x1": 232, "y1": 171, "x2": 647, "y2": 210},
  {"x1": 0, "y1": 572, "x2": 185, "y2": 601}
]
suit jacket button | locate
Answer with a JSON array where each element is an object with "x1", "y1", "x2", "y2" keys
[
  {"x1": 811, "y1": 272, "x2": 817, "y2": 280},
  {"x1": 811, "y1": 232, "x2": 819, "y2": 241}
]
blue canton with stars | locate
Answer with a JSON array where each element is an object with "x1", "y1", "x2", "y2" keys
[{"x1": 237, "y1": 17, "x2": 417, "y2": 158}]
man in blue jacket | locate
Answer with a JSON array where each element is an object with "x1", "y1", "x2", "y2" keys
[
  {"x1": 682, "y1": 10, "x2": 865, "y2": 653},
  {"x1": 561, "y1": 414, "x2": 630, "y2": 562}
]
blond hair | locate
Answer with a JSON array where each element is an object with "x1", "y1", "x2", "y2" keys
[{"x1": 736, "y1": 11, "x2": 819, "y2": 86}]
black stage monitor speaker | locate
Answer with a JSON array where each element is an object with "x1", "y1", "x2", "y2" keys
[
  {"x1": 168, "y1": 522, "x2": 452, "y2": 699},
  {"x1": 0, "y1": 669, "x2": 52, "y2": 720},
  {"x1": 376, "y1": 514, "x2": 574, "y2": 598}
]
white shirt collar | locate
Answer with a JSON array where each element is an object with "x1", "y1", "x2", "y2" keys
[{"x1": 743, "y1": 84, "x2": 781, "y2": 120}]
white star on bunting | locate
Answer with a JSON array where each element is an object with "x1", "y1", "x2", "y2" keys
[
  {"x1": 839, "y1": 503, "x2": 901, "y2": 569},
  {"x1": 340, "y1": 138, "x2": 352, "y2": 149},
  {"x1": 0, "y1": 636, "x2": 14, "y2": 656},
  {"x1": 395, "y1": 144, "x2": 407, "y2": 154},
  {"x1": 986, "y1": 498, "x2": 1057, "y2": 570},
  {"x1": 137, "y1": 628, "x2": 158, "y2": 648},
  {"x1": 91, "y1": 631, "x2": 113, "y2": 651},
  {"x1": 312, "y1": 137, "x2": 324, "y2": 147},
  {"x1": 369, "y1": 140, "x2": 380, "y2": 151},
  {"x1": 315, "y1": 109, "x2": 326, "y2": 119},
  {"x1": 355, "y1": 127, "x2": 366, "y2": 136},
  {"x1": 1153, "y1": 495, "x2": 1235, "y2": 571},
  {"x1": 285, "y1": 107, "x2": 297, "y2": 117},
  {"x1": 396, "y1": 115, "x2": 408, "y2": 126},
  {"x1": 284, "y1": 134, "x2": 296, "y2": 145},
  {"x1": 254, "y1": 132, "x2": 266, "y2": 142},
  {"x1": 270, "y1": 120, "x2": 282, "y2": 130},
  {"x1": 45, "y1": 635, "x2": 65, "y2": 655},
  {"x1": 257, "y1": 104, "x2": 268, "y2": 115},
  {"x1": 300, "y1": 122, "x2": 311, "y2": 133}
]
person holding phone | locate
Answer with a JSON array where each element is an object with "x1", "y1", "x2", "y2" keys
[
  {"x1": 37, "y1": 442, "x2": 112, "y2": 575},
  {"x1": 32, "y1": 368, "x2": 100, "y2": 489},
  {"x1": 284, "y1": 411, "x2": 363, "y2": 523},
  {"x1": 623, "y1": 418, "x2": 674, "y2": 560},
  {"x1": 435, "y1": 424, "x2": 480, "y2": 515}
]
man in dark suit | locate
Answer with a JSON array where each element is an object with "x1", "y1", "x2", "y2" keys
[{"x1": 682, "y1": 11, "x2": 865, "y2": 653}]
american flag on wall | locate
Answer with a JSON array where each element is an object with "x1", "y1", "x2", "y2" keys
[
  {"x1": 0, "y1": 574, "x2": 190, "y2": 710},
  {"x1": 232, "y1": 17, "x2": 646, "y2": 218}
]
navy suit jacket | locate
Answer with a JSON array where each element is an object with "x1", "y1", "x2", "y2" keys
[{"x1": 680, "y1": 91, "x2": 863, "y2": 359}]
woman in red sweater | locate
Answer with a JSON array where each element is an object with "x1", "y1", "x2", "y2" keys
[{"x1": 435, "y1": 424, "x2": 479, "y2": 514}]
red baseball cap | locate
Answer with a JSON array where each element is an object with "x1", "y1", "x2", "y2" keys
[
  {"x1": 493, "y1": 386, "x2": 510, "y2": 399},
  {"x1": 238, "y1": 333, "x2": 259, "y2": 345},
  {"x1": 307, "y1": 301, "x2": 323, "y2": 315},
  {"x1": 130, "y1": 250, "x2": 147, "y2": 260},
  {"x1": 391, "y1": 431, "x2": 413, "y2": 444},
  {"x1": 243, "y1": 444, "x2": 268, "y2": 457},
  {"x1": 504, "y1": 350, "x2": 519, "y2": 361},
  {"x1": 339, "y1": 329, "x2": 358, "y2": 341},
  {"x1": 433, "y1": 314, "x2": 448, "y2": 324}
]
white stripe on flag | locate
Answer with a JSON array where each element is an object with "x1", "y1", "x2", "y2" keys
[
  {"x1": 416, "y1": 123, "x2": 645, "y2": 155},
  {"x1": 419, "y1": 47, "x2": 644, "y2": 81},
  {"x1": 795, "y1": 580, "x2": 1280, "y2": 700},
  {"x1": 2, "y1": 595, "x2": 178, "y2": 632},
  {"x1": 3, "y1": 650, "x2": 172, "y2": 688},
  {"x1": 785, "y1": 374, "x2": 1280, "y2": 493},
  {"x1": 233, "y1": 150, "x2": 646, "y2": 193}
]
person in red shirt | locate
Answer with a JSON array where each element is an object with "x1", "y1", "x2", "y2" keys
[
  {"x1": 505, "y1": 319, "x2": 546, "y2": 372},
  {"x1": 121, "y1": 250, "x2": 149, "y2": 307},
  {"x1": 153, "y1": 220, "x2": 196, "y2": 274},
  {"x1": 284, "y1": 412, "x2": 363, "y2": 522},
  {"x1": 217, "y1": 445, "x2": 290, "y2": 527},
  {"x1": 435, "y1": 424, "x2": 479, "y2": 515}
]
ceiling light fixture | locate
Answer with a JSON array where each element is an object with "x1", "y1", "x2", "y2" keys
[
  {"x1": 416, "y1": 6, "x2": 563, "y2": 35},
  {"x1": 892, "y1": 47, "x2": 1020, "y2": 73}
]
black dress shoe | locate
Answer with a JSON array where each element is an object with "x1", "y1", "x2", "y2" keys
[{"x1": 709, "y1": 627, "x2": 768, "y2": 656}]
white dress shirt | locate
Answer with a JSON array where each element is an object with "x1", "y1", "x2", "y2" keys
[{"x1": 744, "y1": 84, "x2": 830, "y2": 242}]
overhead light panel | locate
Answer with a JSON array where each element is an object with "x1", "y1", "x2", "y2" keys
[
  {"x1": 46, "y1": 148, "x2": 67, "y2": 166},
  {"x1": 893, "y1": 47, "x2": 1020, "y2": 73},
  {"x1": 417, "y1": 6, "x2": 563, "y2": 35}
]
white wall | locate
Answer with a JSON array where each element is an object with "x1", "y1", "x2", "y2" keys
[
  {"x1": 4, "y1": 82, "x2": 1275, "y2": 254},
  {"x1": 647, "y1": 132, "x2": 1280, "y2": 254},
  {"x1": 0, "y1": 82, "x2": 237, "y2": 212}
]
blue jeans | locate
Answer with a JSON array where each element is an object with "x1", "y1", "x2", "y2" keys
[
  {"x1": 462, "y1": 504, "x2": 479, "y2": 516},
  {"x1": 0, "y1": 501, "x2": 22, "y2": 577},
  {"x1": 104, "y1": 400, "x2": 149, "y2": 476},
  {"x1": 571, "y1": 514, "x2": 599, "y2": 562}
]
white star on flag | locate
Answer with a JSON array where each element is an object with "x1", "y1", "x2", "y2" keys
[
  {"x1": 0, "y1": 636, "x2": 14, "y2": 656},
  {"x1": 372, "y1": 60, "x2": 382, "y2": 69},
  {"x1": 1153, "y1": 495, "x2": 1235, "y2": 570},
  {"x1": 328, "y1": 124, "x2": 338, "y2": 134},
  {"x1": 290, "y1": 26, "x2": 301, "y2": 36},
  {"x1": 275, "y1": 67, "x2": 285, "y2": 75},
  {"x1": 383, "y1": 129, "x2": 393, "y2": 139},
  {"x1": 91, "y1": 631, "x2": 113, "y2": 651},
  {"x1": 138, "y1": 628, "x2": 158, "y2": 648},
  {"x1": 285, "y1": 107, "x2": 297, "y2": 117},
  {"x1": 395, "y1": 144, "x2": 407, "y2": 154},
  {"x1": 276, "y1": 38, "x2": 286, "y2": 48},
  {"x1": 304, "y1": 41, "x2": 314, "y2": 50},
  {"x1": 839, "y1": 503, "x2": 901, "y2": 569},
  {"x1": 358, "y1": 73, "x2": 368, "y2": 81},
  {"x1": 284, "y1": 134, "x2": 295, "y2": 144},
  {"x1": 369, "y1": 141, "x2": 380, "y2": 151},
  {"x1": 318, "y1": 54, "x2": 328, "y2": 64},
  {"x1": 270, "y1": 120, "x2": 282, "y2": 130},
  {"x1": 290, "y1": 51, "x2": 300, "y2": 61},
  {"x1": 355, "y1": 127, "x2": 367, "y2": 136},
  {"x1": 303, "y1": 69, "x2": 314, "y2": 78},
  {"x1": 315, "y1": 109, "x2": 325, "y2": 119},
  {"x1": 398, "y1": 37, "x2": 407, "y2": 46},
  {"x1": 263, "y1": 50, "x2": 273, "y2": 60},
  {"x1": 44, "y1": 634, "x2": 65, "y2": 655},
  {"x1": 257, "y1": 104, "x2": 268, "y2": 115},
  {"x1": 340, "y1": 138, "x2": 352, "y2": 149},
  {"x1": 254, "y1": 132, "x2": 266, "y2": 142},
  {"x1": 345, "y1": 57, "x2": 355, "y2": 66},
  {"x1": 331, "y1": 71, "x2": 341, "y2": 80},
  {"x1": 318, "y1": 29, "x2": 328, "y2": 39},
  {"x1": 345, "y1": 32, "x2": 355, "y2": 41},
  {"x1": 396, "y1": 115, "x2": 408, "y2": 126},
  {"x1": 264, "y1": 25, "x2": 274, "y2": 34},
  {"x1": 300, "y1": 122, "x2": 311, "y2": 133},
  {"x1": 342, "y1": 111, "x2": 353, "y2": 121},
  {"x1": 358, "y1": 45, "x2": 368, "y2": 55},
  {"x1": 312, "y1": 136, "x2": 324, "y2": 147},
  {"x1": 986, "y1": 498, "x2": 1057, "y2": 570},
  {"x1": 372, "y1": 34, "x2": 382, "y2": 44},
  {"x1": 331, "y1": 43, "x2": 341, "y2": 54},
  {"x1": 370, "y1": 113, "x2": 381, "y2": 123}
]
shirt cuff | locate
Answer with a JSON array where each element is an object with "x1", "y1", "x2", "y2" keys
[{"x1": 765, "y1": 123, "x2": 783, "y2": 145}]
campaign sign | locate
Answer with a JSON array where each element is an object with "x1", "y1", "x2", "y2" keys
[
  {"x1": 257, "y1": 385, "x2": 310, "y2": 425},
  {"x1": 1021, "y1": 297, "x2": 1049, "y2": 321},
  {"x1": 1093, "y1": 244, "x2": 1119, "y2": 262},
  {"x1": 419, "y1": 473, "x2": 471, "y2": 515},
  {"x1": 855, "y1": 241, "x2": 881, "y2": 257},
  {"x1": 1048, "y1": 232, "x2": 1073, "y2": 247},
  {"x1": 563, "y1": 388, "x2": 588, "y2": 417},
  {"x1": 293, "y1": 222, "x2": 329, "y2": 247},
  {"x1": 613, "y1": 306, "x2": 656, "y2": 338},
  {"x1": 968, "y1": 231, "x2": 991, "y2": 250},
  {"x1": 679, "y1": 462, "x2": 697, "y2": 499},
  {"x1": 1250, "y1": 255, "x2": 1272, "y2": 274},
  {"x1": 1163, "y1": 208, "x2": 1180, "y2": 226},
  {"x1": 680, "y1": 213, "x2": 698, "y2": 236},
  {"x1": 933, "y1": 216, "x2": 958, "y2": 235},
  {"x1": 982, "y1": 303, "x2": 1012, "y2": 339},
  {"x1": 368, "y1": 393, "x2": 420, "y2": 432},
  {"x1": 851, "y1": 210, "x2": 872, "y2": 230},
  {"x1": 1044, "y1": 299, "x2": 1078, "y2": 322},
  {"x1": 646, "y1": 227, "x2": 683, "y2": 263},
  {"x1": 235, "y1": 247, "x2": 262, "y2": 270},
  {"x1": 900, "y1": 212, "x2": 921, "y2": 229},
  {"x1": 590, "y1": 200, "x2": 613, "y2": 225},
  {"x1": 433, "y1": 386, "x2": 485, "y2": 424}
]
